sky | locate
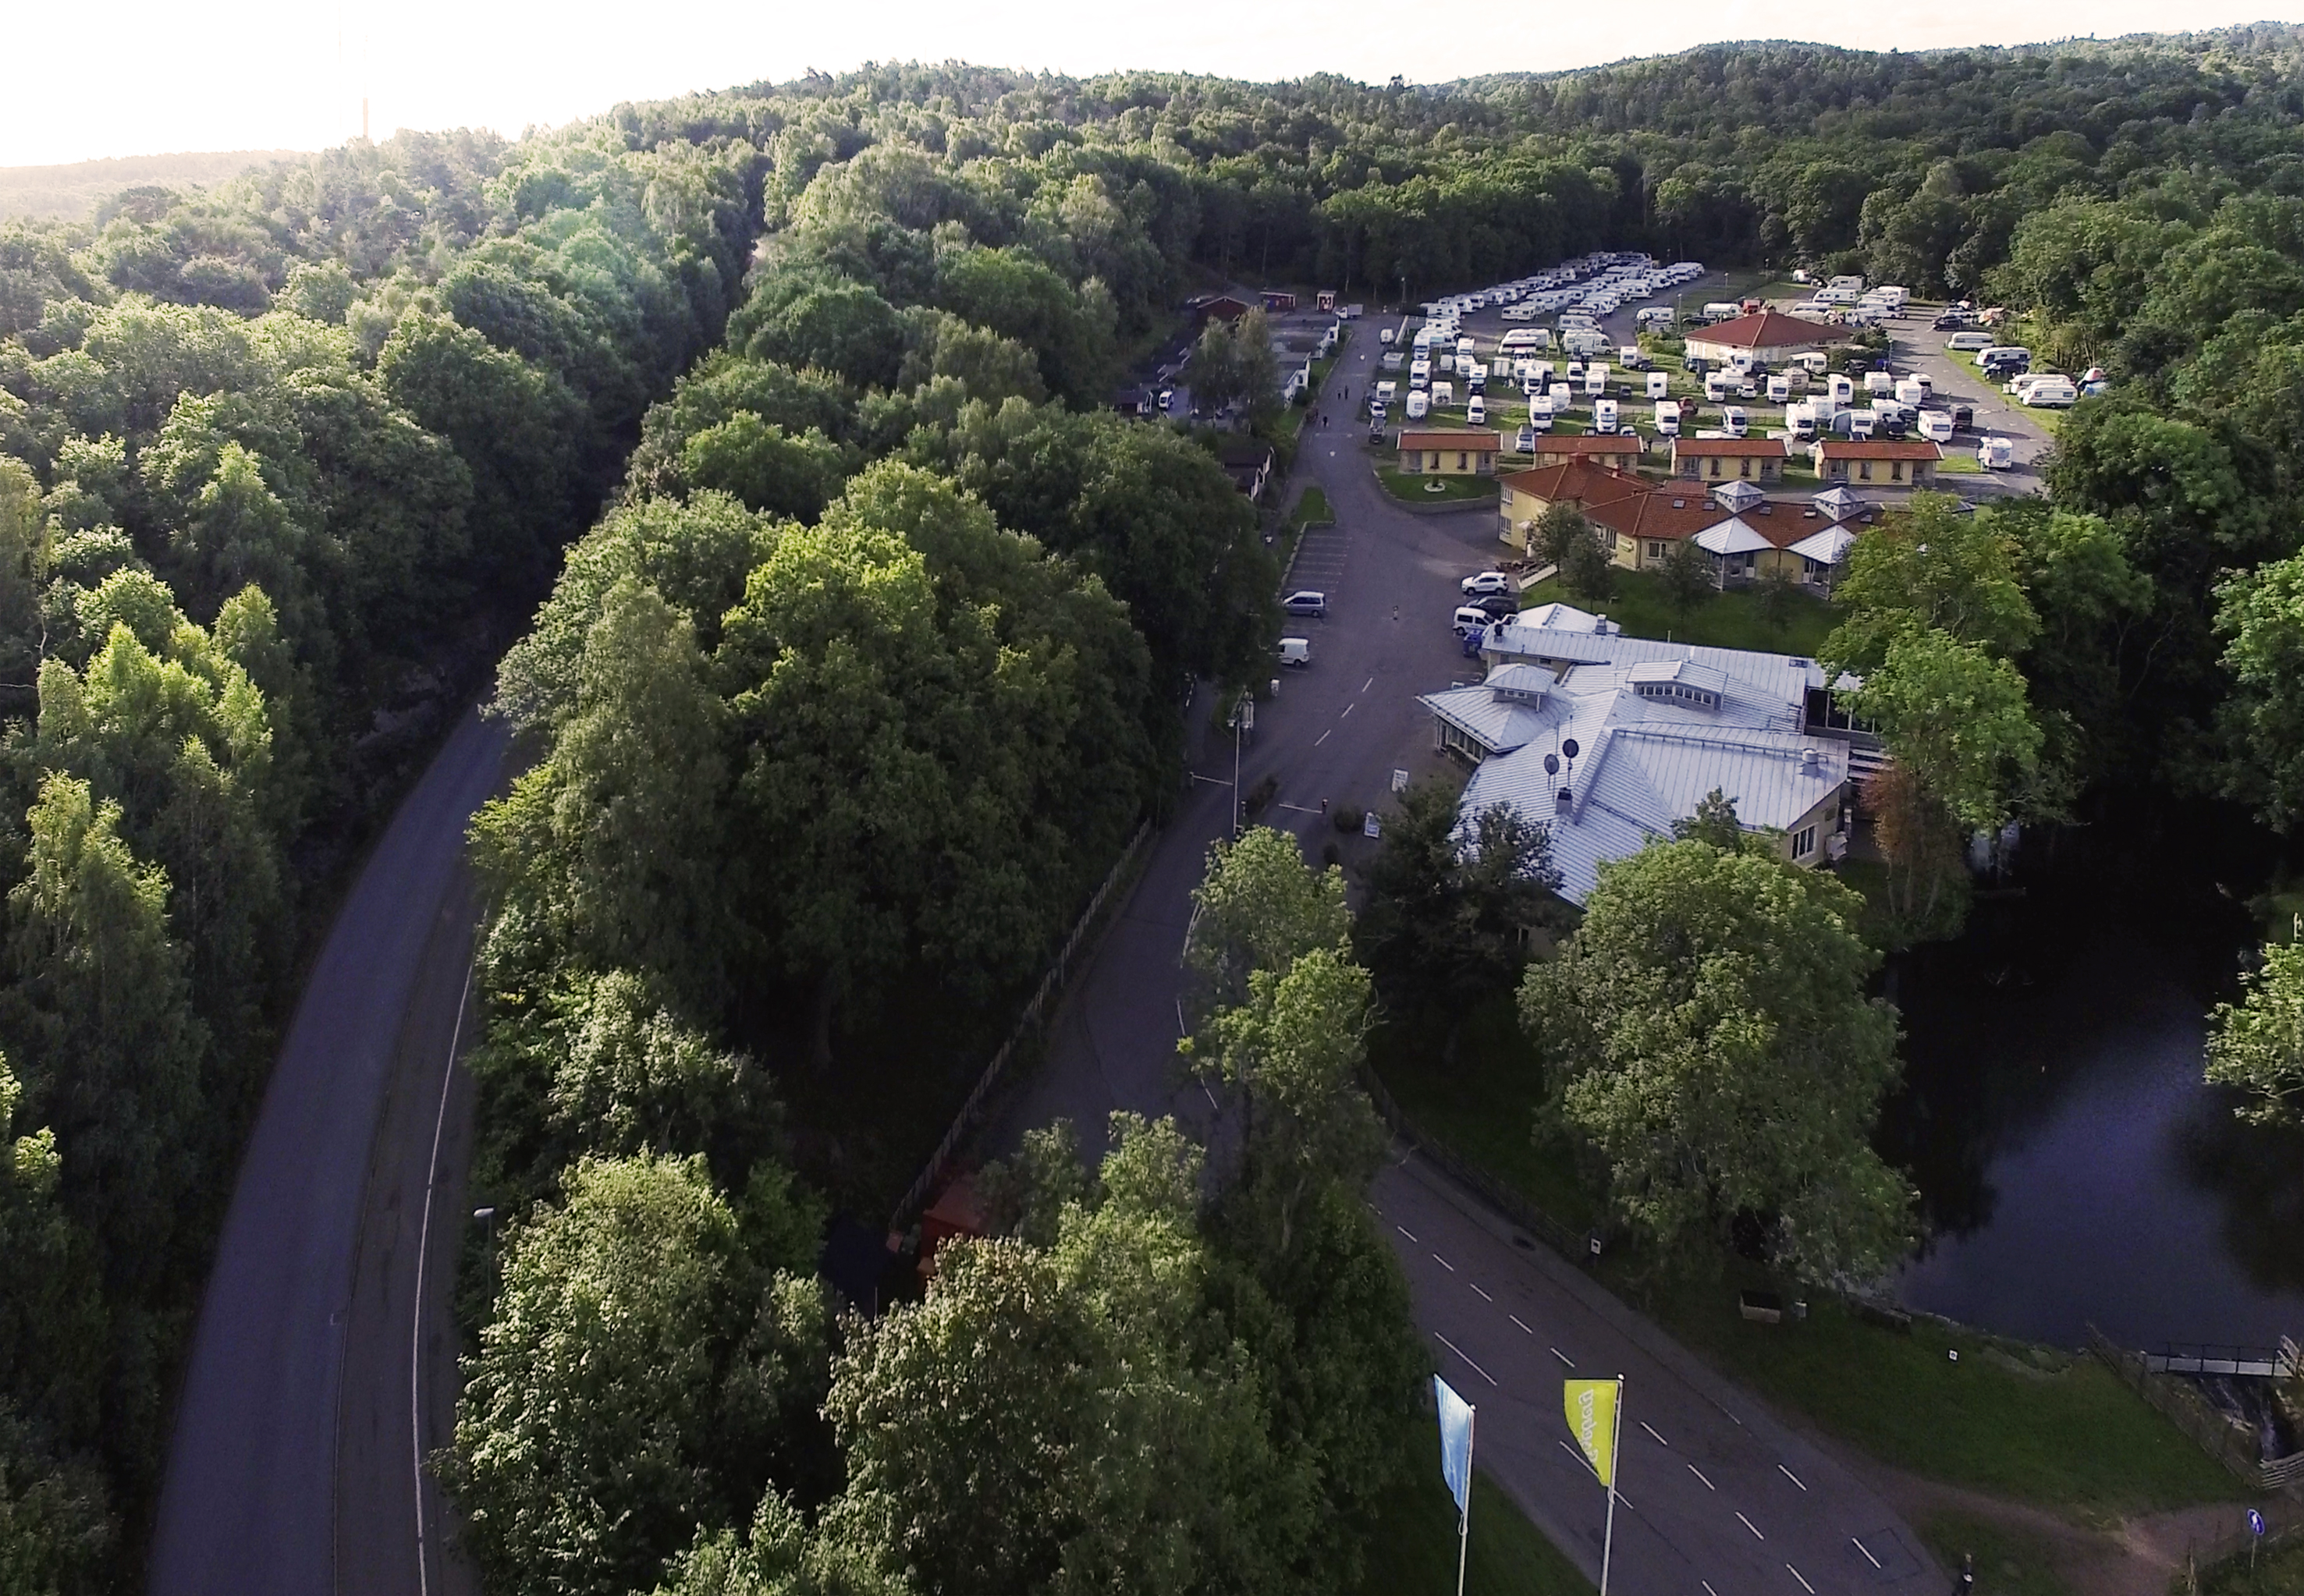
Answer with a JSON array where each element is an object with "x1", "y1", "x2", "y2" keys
[{"x1": 5, "y1": 0, "x2": 2303, "y2": 169}]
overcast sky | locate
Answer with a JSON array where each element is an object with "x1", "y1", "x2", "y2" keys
[{"x1": 6, "y1": 0, "x2": 2302, "y2": 168}]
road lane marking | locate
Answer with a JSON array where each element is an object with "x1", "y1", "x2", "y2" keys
[
  {"x1": 1396, "y1": 1225, "x2": 1418, "y2": 1243},
  {"x1": 411, "y1": 947, "x2": 479, "y2": 1596},
  {"x1": 1510, "y1": 1314, "x2": 1532, "y2": 1333},
  {"x1": 1361, "y1": 676, "x2": 1375, "y2": 694},
  {"x1": 1555, "y1": 1442, "x2": 1634, "y2": 1509},
  {"x1": 1471, "y1": 1282, "x2": 1492, "y2": 1301},
  {"x1": 1175, "y1": 999, "x2": 1186, "y2": 1035},
  {"x1": 1432, "y1": 1253, "x2": 1455, "y2": 1271},
  {"x1": 1550, "y1": 1346, "x2": 1574, "y2": 1367},
  {"x1": 1340, "y1": 702, "x2": 1354, "y2": 717},
  {"x1": 1787, "y1": 1565, "x2": 1815, "y2": 1594},
  {"x1": 1777, "y1": 1463, "x2": 1806, "y2": 1491},
  {"x1": 1315, "y1": 730, "x2": 1330, "y2": 746},
  {"x1": 1702, "y1": 1584, "x2": 1719, "y2": 1596},
  {"x1": 1640, "y1": 1421, "x2": 1668, "y2": 1446},
  {"x1": 1688, "y1": 1463, "x2": 1715, "y2": 1491},
  {"x1": 1736, "y1": 1511, "x2": 1764, "y2": 1541},
  {"x1": 1851, "y1": 1537, "x2": 1883, "y2": 1569},
  {"x1": 1434, "y1": 1332, "x2": 1496, "y2": 1387}
]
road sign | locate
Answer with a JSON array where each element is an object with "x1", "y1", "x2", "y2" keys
[
  {"x1": 1392, "y1": 768, "x2": 1410, "y2": 793},
  {"x1": 1362, "y1": 813, "x2": 1381, "y2": 839},
  {"x1": 2250, "y1": 1509, "x2": 2266, "y2": 1537}
]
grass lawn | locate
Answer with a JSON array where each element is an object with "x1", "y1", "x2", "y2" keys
[
  {"x1": 1288, "y1": 484, "x2": 1333, "y2": 530},
  {"x1": 1938, "y1": 450, "x2": 1984, "y2": 473},
  {"x1": 1379, "y1": 468, "x2": 1500, "y2": 504},
  {"x1": 1518, "y1": 567, "x2": 1839, "y2": 657},
  {"x1": 2205, "y1": 1533, "x2": 2304, "y2": 1594},
  {"x1": 1919, "y1": 1510, "x2": 2073, "y2": 1596},
  {"x1": 1638, "y1": 1282, "x2": 2249, "y2": 1517},
  {"x1": 1369, "y1": 997, "x2": 1601, "y2": 1231},
  {"x1": 1358, "y1": 1413, "x2": 1595, "y2": 1596}
]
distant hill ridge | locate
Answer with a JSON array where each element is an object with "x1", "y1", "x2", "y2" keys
[{"x1": 0, "y1": 150, "x2": 309, "y2": 222}]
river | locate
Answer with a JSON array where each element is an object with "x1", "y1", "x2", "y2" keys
[{"x1": 1880, "y1": 838, "x2": 2304, "y2": 1353}]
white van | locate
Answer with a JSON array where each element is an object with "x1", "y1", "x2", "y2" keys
[
  {"x1": 1945, "y1": 332, "x2": 1994, "y2": 353},
  {"x1": 1467, "y1": 394, "x2": 1486, "y2": 424},
  {"x1": 1278, "y1": 637, "x2": 1312, "y2": 668},
  {"x1": 1646, "y1": 371, "x2": 1670, "y2": 400},
  {"x1": 1594, "y1": 398, "x2": 1620, "y2": 434},
  {"x1": 1379, "y1": 327, "x2": 1397, "y2": 346},
  {"x1": 1655, "y1": 400, "x2": 1681, "y2": 438},
  {"x1": 1452, "y1": 607, "x2": 1492, "y2": 638}
]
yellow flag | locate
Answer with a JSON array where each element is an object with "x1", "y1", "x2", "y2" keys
[{"x1": 1564, "y1": 1378, "x2": 1618, "y2": 1488}]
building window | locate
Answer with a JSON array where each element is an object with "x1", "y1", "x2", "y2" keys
[
  {"x1": 1739, "y1": 458, "x2": 1752, "y2": 478},
  {"x1": 1646, "y1": 540, "x2": 1667, "y2": 561},
  {"x1": 1708, "y1": 458, "x2": 1723, "y2": 478},
  {"x1": 1858, "y1": 461, "x2": 1873, "y2": 481},
  {"x1": 1457, "y1": 452, "x2": 1469, "y2": 471},
  {"x1": 1791, "y1": 825, "x2": 1818, "y2": 859},
  {"x1": 1890, "y1": 461, "x2": 1905, "y2": 482}
]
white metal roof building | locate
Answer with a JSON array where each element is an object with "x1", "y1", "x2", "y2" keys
[{"x1": 1419, "y1": 624, "x2": 1853, "y2": 904}]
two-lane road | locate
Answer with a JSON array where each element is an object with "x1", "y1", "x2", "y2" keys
[{"x1": 151, "y1": 710, "x2": 507, "y2": 1596}]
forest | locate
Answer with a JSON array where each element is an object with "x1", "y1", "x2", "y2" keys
[{"x1": 6, "y1": 20, "x2": 2304, "y2": 1594}]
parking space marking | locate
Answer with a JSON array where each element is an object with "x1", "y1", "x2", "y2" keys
[{"x1": 1736, "y1": 1512, "x2": 1764, "y2": 1541}]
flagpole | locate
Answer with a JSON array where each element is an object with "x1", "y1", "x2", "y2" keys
[
  {"x1": 1456, "y1": 1404, "x2": 1475, "y2": 1596},
  {"x1": 1598, "y1": 1375, "x2": 1623, "y2": 1596}
]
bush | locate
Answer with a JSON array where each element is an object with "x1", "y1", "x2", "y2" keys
[{"x1": 1333, "y1": 804, "x2": 1365, "y2": 832}]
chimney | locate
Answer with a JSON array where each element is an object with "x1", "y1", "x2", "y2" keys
[{"x1": 1801, "y1": 747, "x2": 1821, "y2": 774}]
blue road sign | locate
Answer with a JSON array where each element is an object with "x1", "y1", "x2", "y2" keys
[{"x1": 2249, "y1": 1509, "x2": 2266, "y2": 1537}]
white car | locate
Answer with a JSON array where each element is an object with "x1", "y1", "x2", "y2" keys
[{"x1": 1461, "y1": 571, "x2": 1514, "y2": 597}]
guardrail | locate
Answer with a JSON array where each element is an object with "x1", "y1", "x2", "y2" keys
[
  {"x1": 2089, "y1": 1328, "x2": 2304, "y2": 1498},
  {"x1": 885, "y1": 820, "x2": 1155, "y2": 1237}
]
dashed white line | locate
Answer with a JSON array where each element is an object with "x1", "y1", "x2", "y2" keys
[
  {"x1": 1340, "y1": 702, "x2": 1354, "y2": 718},
  {"x1": 1470, "y1": 1282, "x2": 1492, "y2": 1301},
  {"x1": 1555, "y1": 1442, "x2": 1634, "y2": 1509},
  {"x1": 1549, "y1": 1346, "x2": 1574, "y2": 1367},
  {"x1": 1396, "y1": 1225, "x2": 1418, "y2": 1243},
  {"x1": 1687, "y1": 1463, "x2": 1715, "y2": 1491},
  {"x1": 1640, "y1": 1420, "x2": 1668, "y2": 1447},
  {"x1": 1778, "y1": 1463, "x2": 1807, "y2": 1491},
  {"x1": 1433, "y1": 1332, "x2": 1496, "y2": 1388},
  {"x1": 1314, "y1": 729, "x2": 1330, "y2": 746},
  {"x1": 1702, "y1": 1584, "x2": 1720, "y2": 1596},
  {"x1": 1851, "y1": 1537, "x2": 1883, "y2": 1570},
  {"x1": 1509, "y1": 1314, "x2": 1533, "y2": 1335},
  {"x1": 1432, "y1": 1253, "x2": 1455, "y2": 1272},
  {"x1": 1735, "y1": 1511, "x2": 1764, "y2": 1541},
  {"x1": 1787, "y1": 1564, "x2": 1815, "y2": 1594},
  {"x1": 1361, "y1": 676, "x2": 1375, "y2": 694}
]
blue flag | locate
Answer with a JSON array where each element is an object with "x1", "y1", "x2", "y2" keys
[{"x1": 1433, "y1": 1374, "x2": 1475, "y2": 1514}]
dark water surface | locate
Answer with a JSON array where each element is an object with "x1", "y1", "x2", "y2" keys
[{"x1": 1882, "y1": 883, "x2": 2304, "y2": 1352}]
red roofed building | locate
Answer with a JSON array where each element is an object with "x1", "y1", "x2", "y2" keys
[
  {"x1": 1398, "y1": 428, "x2": 1500, "y2": 475},
  {"x1": 1809, "y1": 438, "x2": 1942, "y2": 487},
  {"x1": 1586, "y1": 487, "x2": 1735, "y2": 571},
  {"x1": 1496, "y1": 461, "x2": 1649, "y2": 550},
  {"x1": 1529, "y1": 433, "x2": 1644, "y2": 470},
  {"x1": 1684, "y1": 310, "x2": 1840, "y2": 363},
  {"x1": 1670, "y1": 437, "x2": 1791, "y2": 483}
]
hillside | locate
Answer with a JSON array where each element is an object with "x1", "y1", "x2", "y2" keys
[{"x1": 0, "y1": 150, "x2": 308, "y2": 221}]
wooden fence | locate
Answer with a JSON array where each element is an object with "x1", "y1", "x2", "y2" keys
[
  {"x1": 885, "y1": 821, "x2": 1155, "y2": 1236},
  {"x1": 2089, "y1": 1328, "x2": 2304, "y2": 1498}
]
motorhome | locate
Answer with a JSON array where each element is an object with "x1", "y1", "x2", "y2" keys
[
  {"x1": 1585, "y1": 364, "x2": 1610, "y2": 396},
  {"x1": 1467, "y1": 394, "x2": 1486, "y2": 424},
  {"x1": 1405, "y1": 389, "x2": 1430, "y2": 420},
  {"x1": 1528, "y1": 395, "x2": 1556, "y2": 432},
  {"x1": 1410, "y1": 357, "x2": 1432, "y2": 388},
  {"x1": 1593, "y1": 398, "x2": 1620, "y2": 433},
  {"x1": 1704, "y1": 372, "x2": 1729, "y2": 404},
  {"x1": 1376, "y1": 379, "x2": 1397, "y2": 406},
  {"x1": 1766, "y1": 374, "x2": 1791, "y2": 403},
  {"x1": 1654, "y1": 400, "x2": 1681, "y2": 438},
  {"x1": 1786, "y1": 401, "x2": 1817, "y2": 439},
  {"x1": 1982, "y1": 435, "x2": 2015, "y2": 469},
  {"x1": 1646, "y1": 371, "x2": 1670, "y2": 400},
  {"x1": 1724, "y1": 405, "x2": 1748, "y2": 438},
  {"x1": 1561, "y1": 328, "x2": 1610, "y2": 357},
  {"x1": 1500, "y1": 328, "x2": 1550, "y2": 353}
]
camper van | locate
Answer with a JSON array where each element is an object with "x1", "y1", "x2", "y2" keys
[
  {"x1": 1919, "y1": 410, "x2": 1954, "y2": 443},
  {"x1": 1827, "y1": 374, "x2": 1855, "y2": 406},
  {"x1": 1982, "y1": 435, "x2": 2015, "y2": 469},
  {"x1": 1467, "y1": 394, "x2": 1486, "y2": 424},
  {"x1": 1278, "y1": 637, "x2": 1311, "y2": 669},
  {"x1": 1701, "y1": 301, "x2": 1741, "y2": 323},
  {"x1": 1585, "y1": 364, "x2": 1609, "y2": 396},
  {"x1": 1654, "y1": 400, "x2": 1682, "y2": 438},
  {"x1": 1724, "y1": 405, "x2": 1748, "y2": 438},
  {"x1": 1528, "y1": 395, "x2": 1556, "y2": 432},
  {"x1": 1766, "y1": 374, "x2": 1791, "y2": 404},
  {"x1": 1786, "y1": 401, "x2": 1817, "y2": 440},
  {"x1": 1646, "y1": 371, "x2": 1670, "y2": 400},
  {"x1": 1404, "y1": 389, "x2": 1430, "y2": 420},
  {"x1": 1703, "y1": 372, "x2": 1729, "y2": 404},
  {"x1": 1593, "y1": 398, "x2": 1620, "y2": 434},
  {"x1": 1375, "y1": 379, "x2": 1397, "y2": 407}
]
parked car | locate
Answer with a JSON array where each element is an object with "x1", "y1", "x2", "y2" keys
[
  {"x1": 1472, "y1": 594, "x2": 1518, "y2": 619},
  {"x1": 1515, "y1": 424, "x2": 1536, "y2": 452},
  {"x1": 1281, "y1": 591, "x2": 1327, "y2": 618},
  {"x1": 1278, "y1": 637, "x2": 1312, "y2": 668},
  {"x1": 1933, "y1": 312, "x2": 1976, "y2": 331},
  {"x1": 1156, "y1": 388, "x2": 1174, "y2": 410},
  {"x1": 1451, "y1": 606, "x2": 1493, "y2": 637},
  {"x1": 1461, "y1": 571, "x2": 1514, "y2": 597}
]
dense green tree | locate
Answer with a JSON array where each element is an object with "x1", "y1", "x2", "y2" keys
[
  {"x1": 1183, "y1": 826, "x2": 1349, "y2": 1017},
  {"x1": 1820, "y1": 493, "x2": 2039, "y2": 679},
  {"x1": 2206, "y1": 941, "x2": 2304, "y2": 1125},
  {"x1": 1356, "y1": 780, "x2": 1562, "y2": 1016},
  {"x1": 1520, "y1": 837, "x2": 1911, "y2": 1280}
]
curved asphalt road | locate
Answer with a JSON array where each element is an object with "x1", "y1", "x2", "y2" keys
[
  {"x1": 151, "y1": 708, "x2": 507, "y2": 1596},
  {"x1": 998, "y1": 324, "x2": 1944, "y2": 1593}
]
